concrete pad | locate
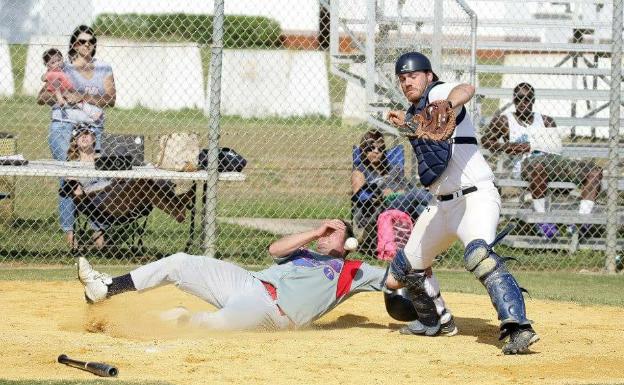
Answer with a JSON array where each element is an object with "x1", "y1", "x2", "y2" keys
[{"x1": 0, "y1": 39, "x2": 14, "y2": 97}]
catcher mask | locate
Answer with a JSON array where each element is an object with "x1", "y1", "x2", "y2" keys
[{"x1": 395, "y1": 52, "x2": 439, "y2": 81}]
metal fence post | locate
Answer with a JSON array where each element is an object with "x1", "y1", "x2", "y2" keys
[
  {"x1": 202, "y1": 0, "x2": 225, "y2": 256},
  {"x1": 605, "y1": 0, "x2": 622, "y2": 273}
]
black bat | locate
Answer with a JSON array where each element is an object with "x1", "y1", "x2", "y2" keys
[{"x1": 57, "y1": 354, "x2": 118, "y2": 377}]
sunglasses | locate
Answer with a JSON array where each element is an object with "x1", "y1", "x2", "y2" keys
[
  {"x1": 76, "y1": 37, "x2": 97, "y2": 46},
  {"x1": 363, "y1": 143, "x2": 385, "y2": 153}
]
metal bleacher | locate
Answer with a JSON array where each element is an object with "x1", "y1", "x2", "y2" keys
[{"x1": 324, "y1": 0, "x2": 623, "y2": 252}]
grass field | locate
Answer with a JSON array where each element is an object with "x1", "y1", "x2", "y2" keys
[{"x1": 0, "y1": 45, "x2": 621, "y2": 273}]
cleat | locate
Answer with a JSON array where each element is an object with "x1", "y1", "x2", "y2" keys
[
  {"x1": 159, "y1": 306, "x2": 191, "y2": 325},
  {"x1": 501, "y1": 325, "x2": 540, "y2": 355},
  {"x1": 400, "y1": 316, "x2": 458, "y2": 337},
  {"x1": 77, "y1": 257, "x2": 111, "y2": 303},
  {"x1": 439, "y1": 316, "x2": 459, "y2": 336}
]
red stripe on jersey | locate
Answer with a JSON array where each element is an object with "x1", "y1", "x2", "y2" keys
[{"x1": 336, "y1": 259, "x2": 363, "y2": 299}]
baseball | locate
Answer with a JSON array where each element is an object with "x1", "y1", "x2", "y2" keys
[{"x1": 344, "y1": 237, "x2": 358, "y2": 251}]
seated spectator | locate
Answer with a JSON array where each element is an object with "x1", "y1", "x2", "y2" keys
[
  {"x1": 351, "y1": 130, "x2": 431, "y2": 252},
  {"x1": 62, "y1": 126, "x2": 194, "y2": 247},
  {"x1": 482, "y1": 82, "x2": 603, "y2": 239}
]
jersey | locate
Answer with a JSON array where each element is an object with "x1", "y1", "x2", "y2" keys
[
  {"x1": 252, "y1": 249, "x2": 385, "y2": 327},
  {"x1": 424, "y1": 82, "x2": 495, "y2": 196},
  {"x1": 52, "y1": 59, "x2": 112, "y2": 127}
]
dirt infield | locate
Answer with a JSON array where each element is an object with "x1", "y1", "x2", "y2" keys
[{"x1": 2, "y1": 281, "x2": 623, "y2": 385}]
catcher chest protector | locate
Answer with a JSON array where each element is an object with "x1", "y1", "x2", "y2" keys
[{"x1": 405, "y1": 82, "x2": 472, "y2": 187}]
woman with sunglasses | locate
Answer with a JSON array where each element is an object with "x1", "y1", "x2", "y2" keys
[
  {"x1": 351, "y1": 130, "x2": 431, "y2": 255},
  {"x1": 37, "y1": 24, "x2": 116, "y2": 247}
]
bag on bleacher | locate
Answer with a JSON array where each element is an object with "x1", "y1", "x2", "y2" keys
[{"x1": 156, "y1": 133, "x2": 200, "y2": 172}]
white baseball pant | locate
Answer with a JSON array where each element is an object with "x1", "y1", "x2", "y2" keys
[
  {"x1": 404, "y1": 185, "x2": 501, "y2": 270},
  {"x1": 130, "y1": 253, "x2": 291, "y2": 330}
]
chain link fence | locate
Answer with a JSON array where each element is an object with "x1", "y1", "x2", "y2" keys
[{"x1": 0, "y1": 0, "x2": 621, "y2": 273}]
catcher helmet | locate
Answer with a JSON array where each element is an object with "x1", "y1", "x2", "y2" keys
[{"x1": 395, "y1": 52, "x2": 439, "y2": 81}]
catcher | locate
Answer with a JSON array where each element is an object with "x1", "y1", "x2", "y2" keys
[{"x1": 385, "y1": 52, "x2": 539, "y2": 354}]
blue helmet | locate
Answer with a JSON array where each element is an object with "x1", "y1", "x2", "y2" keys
[{"x1": 395, "y1": 52, "x2": 439, "y2": 81}]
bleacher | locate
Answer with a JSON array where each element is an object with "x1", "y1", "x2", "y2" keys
[{"x1": 326, "y1": 0, "x2": 623, "y2": 252}]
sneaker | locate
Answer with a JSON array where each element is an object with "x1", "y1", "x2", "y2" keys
[
  {"x1": 400, "y1": 316, "x2": 458, "y2": 337},
  {"x1": 535, "y1": 223, "x2": 558, "y2": 239},
  {"x1": 77, "y1": 257, "x2": 112, "y2": 304},
  {"x1": 501, "y1": 325, "x2": 540, "y2": 355},
  {"x1": 566, "y1": 224, "x2": 591, "y2": 238},
  {"x1": 159, "y1": 306, "x2": 191, "y2": 325}
]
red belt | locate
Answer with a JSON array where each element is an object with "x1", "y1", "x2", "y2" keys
[{"x1": 261, "y1": 281, "x2": 286, "y2": 316}]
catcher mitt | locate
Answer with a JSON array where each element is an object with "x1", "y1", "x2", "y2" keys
[{"x1": 406, "y1": 100, "x2": 456, "y2": 141}]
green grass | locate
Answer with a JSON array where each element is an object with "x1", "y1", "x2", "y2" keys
[
  {"x1": 0, "y1": 45, "x2": 620, "y2": 270},
  {"x1": 1, "y1": 266, "x2": 622, "y2": 307}
]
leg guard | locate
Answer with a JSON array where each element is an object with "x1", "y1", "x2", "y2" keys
[
  {"x1": 464, "y1": 239, "x2": 531, "y2": 327},
  {"x1": 390, "y1": 249, "x2": 440, "y2": 331}
]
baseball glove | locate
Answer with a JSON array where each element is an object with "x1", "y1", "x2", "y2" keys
[{"x1": 406, "y1": 100, "x2": 456, "y2": 141}]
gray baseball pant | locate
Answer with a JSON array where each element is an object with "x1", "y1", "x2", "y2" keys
[{"x1": 130, "y1": 253, "x2": 291, "y2": 330}]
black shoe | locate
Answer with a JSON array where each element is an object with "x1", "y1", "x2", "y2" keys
[
  {"x1": 501, "y1": 325, "x2": 540, "y2": 354},
  {"x1": 439, "y1": 316, "x2": 458, "y2": 337}
]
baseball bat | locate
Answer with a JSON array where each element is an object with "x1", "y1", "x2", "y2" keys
[{"x1": 57, "y1": 354, "x2": 118, "y2": 377}]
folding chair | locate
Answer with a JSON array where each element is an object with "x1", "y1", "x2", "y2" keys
[
  {"x1": 72, "y1": 191, "x2": 153, "y2": 256},
  {"x1": 351, "y1": 144, "x2": 406, "y2": 256}
]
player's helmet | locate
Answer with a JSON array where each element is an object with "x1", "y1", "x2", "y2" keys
[{"x1": 395, "y1": 52, "x2": 439, "y2": 81}]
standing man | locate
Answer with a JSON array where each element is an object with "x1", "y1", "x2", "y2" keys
[
  {"x1": 385, "y1": 52, "x2": 539, "y2": 354},
  {"x1": 77, "y1": 219, "x2": 453, "y2": 331},
  {"x1": 482, "y1": 82, "x2": 603, "y2": 239}
]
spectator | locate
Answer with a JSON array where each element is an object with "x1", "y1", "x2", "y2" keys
[
  {"x1": 41, "y1": 48, "x2": 102, "y2": 124},
  {"x1": 37, "y1": 24, "x2": 116, "y2": 246},
  {"x1": 351, "y1": 130, "x2": 431, "y2": 252},
  {"x1": 482, "y1": 82, "x2": 603, "y2": 238},
  {"x1": 63, "y1": 126, "x2": 193, "y2": 248}
]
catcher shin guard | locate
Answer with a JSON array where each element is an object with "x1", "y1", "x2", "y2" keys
[
  {"x1": 463, "y1": 235, "x2": 530, "y2": 328},
  {"x1": 390, "y1": 250, "x2": 440, "y2": 329}
]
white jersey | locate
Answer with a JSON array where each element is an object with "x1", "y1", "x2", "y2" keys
[
  {"x1": 504, "y1": 111, "x2": 562, "y2": 177},
  {"x1": 426, "y1": 82, "x2": 495, "y2": 196}
]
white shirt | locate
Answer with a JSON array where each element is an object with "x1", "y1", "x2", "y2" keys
[
  {"x1": 504, "y1": 111, "x2": 563, "y2": 177},
  {"x1": 425, "y1": 82, "x2": 495, "y2": 195}
]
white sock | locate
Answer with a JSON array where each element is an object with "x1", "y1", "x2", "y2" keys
[
  {"x1": 532, "y1": 198, "x2": 546, "y2": 213},
  {"x1": 579, "y1": 199, "x2": 595, "y2": 215}
]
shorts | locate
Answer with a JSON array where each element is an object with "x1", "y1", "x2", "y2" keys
[{"x1": 521, "y1": 153, "x2": 599, "y2": 185}]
